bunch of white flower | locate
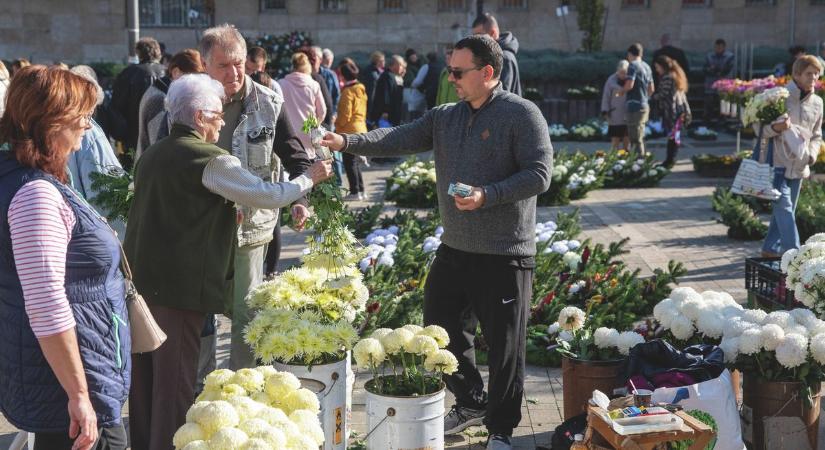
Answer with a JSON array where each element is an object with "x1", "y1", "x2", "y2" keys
[
  {"x1": 741, "y1": 86, "x2": 789, "y2": 126},
  {"x1": 359, "y1": 226, "x2": 400, "y2": 271},
  {"x1": 782, "y1": 236, "x2": 825, "y2": 315},
  {"x1": 535, "y1": 221, "x2": 559, "y2": 243},
  {"x1": 174, "y1": 366, "x2": 324, "y2": 450},
  {"x1": 558, "y1": 306, "x2": 586, "y2": 331},
  {"x1": 422, "y1": 225, "x2": 444, "y2": 254},
  {"x1": 548, "y1": 123, "x2": 570, "y2": 138}
]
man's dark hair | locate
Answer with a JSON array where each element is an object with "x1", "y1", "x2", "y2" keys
[
  {"x1": 714, "y1": 38, "x2": 726, "y2": 46},
  {"x1": 136, "y1": 37, "x2": 162, "y2": 63},
  {"x1": 789, "y1": 45, "x2": 806, "y2": 56},
  {"x1": 454, "y1": 34, "x2": 503, "y2": 78},
  {"x1": 627, "y1": 43, "x2": 643, "y2": 57},
  {"x1": 248, "y1": 46, "x2": 267, "y2": 63},
  {"x1": 250, "y1": 70, "x2": 272, "y2": 87},
  {"x1": 472, "y1": 12, "x2": 498, "y2": 33},
  {"x1": 426, "y1": 52, "x2": 437, "y2": 64}
]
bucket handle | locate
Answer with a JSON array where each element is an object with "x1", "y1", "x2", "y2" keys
[
  {"x1": 762, "y1": 390, "x2": 823, "y2": 420},
  {"x1": 322, "y1": 371, "x2": 340, "y2": 398},
  {"x1": 363, "y1": 408, "x2": 395, "y2": 441}
]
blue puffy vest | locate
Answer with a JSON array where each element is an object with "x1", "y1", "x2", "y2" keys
[{"x1": 0, "y1": 152, "x2": 130, "y2": 432}]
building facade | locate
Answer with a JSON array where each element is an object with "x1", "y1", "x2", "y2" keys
[{"x1": 1, "y1": 0, "x2": 823, "y2": 64}]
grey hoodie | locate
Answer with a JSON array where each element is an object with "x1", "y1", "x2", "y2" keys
[
  {"x1": 343, "y1": 84, "x2": 553, "y2": 256},
  {"x1": 498, "y1": 32, "x2": 522, "y2": 97}
]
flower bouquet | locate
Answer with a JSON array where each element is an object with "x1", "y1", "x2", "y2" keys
[
  {"x1": 173, "y1": 366, "x2": 324, "y2": 450},
  {"x1": 384, "y1": 157, "x2": 437, "y2": 208},
  {"x1": 741, "y1": 86, "x2": 789, "y2": 128},
  {"x1": 781, "y1": 233, "x2": 825, "y2": 316},
  {"x1": 353, "y1": 325, "x2": 457, "y2": 449},
  {"x1": 302, "y1": 112, "x2": 331, "y2": 160}
]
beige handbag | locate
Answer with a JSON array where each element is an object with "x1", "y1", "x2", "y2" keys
[{"x1": 119, "y1": 246, "x2": 167, "y2": 353}]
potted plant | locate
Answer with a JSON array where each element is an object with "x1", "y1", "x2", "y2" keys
[
  {"x1": 553, "y1": 300, "x2": 644, "y2": 420},
  {"x1": 352, "y1": 325, "x2": 457, "y2": 450}
]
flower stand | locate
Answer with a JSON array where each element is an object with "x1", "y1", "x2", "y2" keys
[{"x1": 562, "y1": 356, "x2": 625, "y2": 420}]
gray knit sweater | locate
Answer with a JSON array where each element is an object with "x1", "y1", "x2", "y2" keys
[{"x1": 344, "y1": 84, "x2": 553, "y2": 256}]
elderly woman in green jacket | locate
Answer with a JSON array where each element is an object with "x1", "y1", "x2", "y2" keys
[{"x1": 123, "y1": 73, "x2": 331, "y2": 450}]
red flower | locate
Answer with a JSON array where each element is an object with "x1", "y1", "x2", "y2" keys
[
  {"x1": 541, "y1": 291, "x2": 556, "y2": 305},
  {"x1": 367, "y1": 302, "x2": 381, "y2": 314}
]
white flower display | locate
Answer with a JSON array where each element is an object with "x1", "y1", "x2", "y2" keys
[
  {"x1": 670, "y1": 315, "x2": 695, "y2": 341},
  {"x1": 568, "y1": 280, "x2": 586, "y2": 294},
  {"x1": 738, "y1": 328, "x2": 763, "y2": 355},
  {"x1": 558, "y1": 306, "x2": 586, "y2": 331},
  {"x1": 723, "y1": 317, "x2": 753, "y2": 338},
  {"x1": 407, "y1": 334, "x2": 440, "y2": 356},
  {"x1": 696, "y1": 310, "x2": 725, "y2": 339},
  {"x1": 760, "y1": 324, "x2": 785, "y2": 351},
  {"x1": 719, "y1": 337, "x2": 740, "y2": 363},
  {"x1": 616, "y1": 331, "x2": 645, "y2": 356},
  {"x1": 563, "y1": 251, "x2": 582, "y2": 271},
  {"x1": 548, "y1": 123, "x2": 570, "y2": 138},
  {"x1": 419, "y1": 325, "x2": 450, "y2": 347},
  {"x1": 810, "y1": 333, "x2": 825, "y2": 365},
  {"x1": 775, "y1": 333, "x2": 809, "y2": 369},
  {"x1": 593, "y1": 327, "x2": 620, "y2": 349},
  {"x1": 423, "y1": 349, "x2": 459, "y2": 374},
  {"x1": 547, "y1": 322, "x2": 561, "y2": 335},
  {"x1": 380, "y1": 328, "x2": 415, "y2": 354},
  {"x1": 782, "y1": 237, "x2": 825, "y2": 314},
  {"x1": 741, "y1": 308, "x2": 768, "y2": 325},
  {"x1": 353, "y1": 338, "x2": 386, "y2": 369},
  {"x1": 741, "y1": 87, "x2": 790, "y2": 126}
]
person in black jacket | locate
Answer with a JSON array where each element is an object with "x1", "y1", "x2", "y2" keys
[
  {"x1": 472, "y1": 13, "x2": 521, "y2": 97},
  {"x1": 422, "y1": 52, "x2": 444, "y2": 109},
  {"x1": 370, "y1": 55, "x2": 406, "y2": 126},
  {"x1": 651, "y1": 33, "x2": 690, "y2": 88},
  {"x1": 360, "y1": 51, "x2": 385, "y2": 128},
  {"x1": 110, "y1": 37, "x2": 165, "y2": 152}
]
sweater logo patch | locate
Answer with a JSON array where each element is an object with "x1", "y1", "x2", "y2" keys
[{"x1": 481, "y1": 129, "x2": 490, "y2": 140}]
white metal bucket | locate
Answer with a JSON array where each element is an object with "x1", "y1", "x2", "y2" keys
[
  {"x1": 274, "y1": 352, "x2": 352, "y2": 450},
  {"x1": 365, "y1": 384, "x2": 446, "y2": 450}
]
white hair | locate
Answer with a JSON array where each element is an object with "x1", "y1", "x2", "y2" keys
[
  {"x1": 322, "y1": 48, "x2": 334, "y2": 62},
  {"x1": 200, "y1": 23, "x2": 246, "y2": 64},
  {"x1": 165, "y1": 74, "x2": 225, "y2": 129},
  {"x1": 616, "y1": 59, "x2": 630, "y2": 72},
  {"x1": 311, "y1": 46, "x2": 323, "y2": 58},
  {"x1": 70, "y1": 65, "x2": 104, "y2": 106}
]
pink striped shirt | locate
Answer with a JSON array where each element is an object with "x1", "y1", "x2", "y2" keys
[{"x1": 9, "y1": 180, "x2": 77, "y2": 338}]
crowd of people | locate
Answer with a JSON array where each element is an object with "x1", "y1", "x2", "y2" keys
[{"x1": 0, "y1": 12, "x2": 822, "y2": 450}]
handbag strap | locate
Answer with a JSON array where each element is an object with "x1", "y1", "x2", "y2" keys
[{"x1": 751, "y1": 124, "x2": 776, "y2": 166}]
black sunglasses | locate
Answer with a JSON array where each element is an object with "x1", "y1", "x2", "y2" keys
[{"x1": 446, "y1": 66, "x2": 483, "y2": 80}]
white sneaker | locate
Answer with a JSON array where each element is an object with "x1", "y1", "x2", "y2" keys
[{"x1": 357, "y1": 192, "x2": 365, "y2": 200}]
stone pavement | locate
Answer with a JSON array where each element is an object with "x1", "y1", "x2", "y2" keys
[{"x1": 0, "y1": 133, "x2": 786, "y2": 449}]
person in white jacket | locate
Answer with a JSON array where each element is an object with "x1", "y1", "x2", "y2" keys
[{"x1": 758, "y1": 55, "x2": 823, "y2": 256}]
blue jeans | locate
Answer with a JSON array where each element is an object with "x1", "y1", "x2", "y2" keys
[{"x1": 762, "y1": 167, "x2": 802, "y2": 254}]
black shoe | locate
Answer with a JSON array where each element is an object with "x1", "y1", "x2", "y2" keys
[
  {"x1": 443, "y1": 404, "x2": 486, "y2": 435},
  {"x1": 486, "y1": 434, "x2": 512, "y2": 449}
]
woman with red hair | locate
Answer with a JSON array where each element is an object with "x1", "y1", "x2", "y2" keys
[{"x1": 0, "y1": 65, "x2": 130, "y2": 450}]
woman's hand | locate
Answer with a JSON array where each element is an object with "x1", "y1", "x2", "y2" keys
[
  {"x1": 307, "y1": 160, "x2": 334, "y2": 184},
  {"x1": 69, "y1": 394, "x2": 98, "y2": 450},
  {"x1": 771, "y1": 116, "x2": 791, "y2": 133}
]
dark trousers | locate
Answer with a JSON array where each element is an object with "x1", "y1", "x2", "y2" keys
[
  {"x1": 34, "y1": 424, "x2": 127, "y2": 450},
  {"x1": 343, "y1": 152, "x2": 364, "y2": 194},
  {"x1": 423, "y1": 244, "x2": 534, "y2": 436},
  {"x1": 129, "y1": 305, "x2": 204, "y2": 450},
  {"x1": 264, "y1": 215, "x2": 282, "y2": 275}
]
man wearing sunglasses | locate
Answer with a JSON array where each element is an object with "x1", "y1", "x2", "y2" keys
[{"x1": 321, "y1": 34, "x2": 553, "y2": 450}]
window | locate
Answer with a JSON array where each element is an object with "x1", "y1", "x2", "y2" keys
[
  {"x1": 682, "y1": 0, "x2": 711, "y2": 6},
  {"x1": 319, "y1": 0, "x2": 347, "y2": 12},
  {"x1": 139, "y1": 0, "x2": 214, "y2": 27},
  {"x1": 438, "y1": 0, "x2": 466, "y2": 12},
  {"x1": 621, "y1": 0, "x2": 649, "y2": 7},
  {"x1": 499, "y1": 0, "x2": 527, "y2": 9},
  {"x1": 380, "y1": 0, "x2": 406, "y2": 12},
  {"x1": 261, "y1": 0, "x2": 286, "y2": 10}
]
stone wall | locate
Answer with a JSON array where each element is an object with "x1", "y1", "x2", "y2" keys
[{"x1": 1, "y1": 0, "x2": 823, "y2": 64}]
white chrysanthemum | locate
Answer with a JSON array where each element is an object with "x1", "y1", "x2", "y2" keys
[
  {"x1": 593, "y1": 327, "x2": 620, "y2": 349},
  {"x1": 407, "y1": 334, "x2": 440, "y2": 356},
  {"x1": 231, "y1": 368, "x2": 266, "y2": 393},
  {"x1": 721, "y1": 305, "x2": 745, "y2": 319},
  {"x1": 194, "y1": 400, "x2": 240, "y2": 436},
  {"x1": 724, "y1": 318, "x2": 752, "y2": 338},
  {"x1": 760, "y1": 324, "x2": 785, "y2": 351},
  {"x1": 787, "y1": 324, "x2": 810, "y2": 338},
  {"x1": 370, "y1": 328, "x2": 393, "y2": 340},
  {"x1": 173, "y1": 422, "x2": 206, "y2": 449},
  {"x1": 353, "y1": 338, "x2": 386, "y2": 368},
  {"x1": 381, "y1": 328, "x2": 415, "y2": 354},
  {"x1": 810, "y1": 333, "x2": 825, "y2": 365},
  {"x1": 807, "y1": 319, "x2": 825, "y2": 337},
  {"x1": 563, "y1": 251, "x2": 582, "y2": 270},
  {"x1": 790, "y1": 308, "x2": 818, "y2": 328},
  {"x1": 182, "y1": 441, "x2": 210, "y2": 450},
  {"x1": 204, "y1": 369, "x2": 235, "y2": 390},
  {"x1": 285, "y1": 432, "x2": 320, "y2": 450},
  {"x1": 680, "y1": 296, "x2": 705, "y2": 322},
  {"x1": 209, "y1": 427, "x2": 249, "y2": 450},
  {"x1": 220, "y1": 383, "x2": 248, "y2": 400},
  {"x1": 289, "y1": 409, "x2": 325, "y2": 446},
  {"x1": 424, "y1": 349, "x2": 459, "y2": 374},
  {"x1": 781, "y1": 248, "x2": 799, "y2": 273},
  {"x1": 738, "y1": 328, "x2": 763, "y2": 355},
  {"x1": 653, "y1": 298, "x2": 675, "y2": 320},
  {"x1": 696, "y1": 310, "x2": 725, "y2": 339},
  {"x1": 264, "y1": 372, "x2": 301, "y2": 399},
  {"x1": 764, "y1": 311, "x2": 795, "y2": 329},
  {"x1": 670, "y1": 315, "x2": 695, "y2": 341},
  {"x1": 776, "y1": 333, "x2": 809, "y2": 369},
  {"x1": 281, "y1": 388, "x2": 320, "y2": 415},
  {"x1": 670, "y1": 287, "x2": 701, "y2": 305},
  {"x1": 256, "y1": 406, "x2": 292, "y2": 428},
  {"x1": 719, "y1": 337, "x2": 740, "y2": 363},
  {"x1": 547, "y1": 322, "x2": 560, "y2": 335},
  {"x1": 242, "y1": 438, "x2": 274, "y2": 450},
  {"x1": 419, "y1": 325, "x2": 450, "y2": 348},
  {"x1": 617, "y1": 331, "x2": 645, "y2": 356},
  {"x1": 401, "y1": 324, "x2": 424, "y2": 334},
  {"x1": 195, "y1": 388, "x2": 221, "y2": 402},
  {"x1": 741, "y1": 309, "x2": 768, "y2": 325},
  {"x1": 238, "y1": 418, "x2": 274, "y2": 437},
  {"x1": 558, "y1": 306, "x2": 586, "y2": 331},
  {"x1": 185, "y1": 401, "x2": 212, "y2": 424},
  {"x1": 255, "y1": 365, "x2": 278, "y2": 379},
  {"x1": 228, "y1": 397, "x2": 265, "y2": 423}
]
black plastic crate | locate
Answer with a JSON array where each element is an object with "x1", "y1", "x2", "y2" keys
[{"x1": 745, "y1": 257, "x2": 798, "y2": 311}]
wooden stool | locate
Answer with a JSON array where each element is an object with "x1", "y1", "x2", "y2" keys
[{"x1": 586, "y1": 406, "x2": 715, "y2": 450}]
